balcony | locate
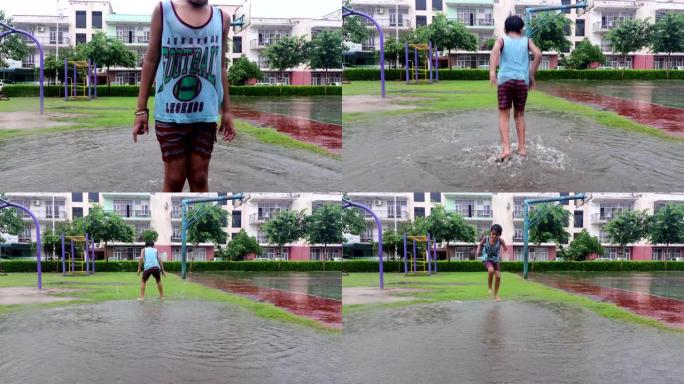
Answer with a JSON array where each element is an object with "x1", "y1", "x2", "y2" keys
[
  {"x1": 18, "y1": 234, "x2": 32, "y2": 243},
  {"x1": 170, "y1": 235, "x2": 181, "y2": 242},
  {"x1": 360, "y1": 43, "x2": 376, "y2": 52},
  {"x1": 593, "y1": 0, "x2": 639, "y2": 9},
  {"x1": 250, "y1": 37, "x2": 288, "y2": 50},
  {"x1": 20, "y1": 35, "x2": 71, "y2": 45},
  {"x1": 450, "y1": 208, "x2": 492, "y2": 220},
  {"x1": 593, "y1": 20, "x2": 631, "y2": 33},
  {"x1": 114, "y1": 209, "x2": 151, "y2": 219},
  {"x1": 362, "y1": 17, "x2": 412, "y2": 29},
  {"x1": 591, "y1": 212, "x2": 628, "y2": 224},
  {"x1": 454, "y1": 17, "x2": 495, "y2": 29},
  {"x1": 250, "y1": 212, "x2": 285, "y2": 224}
]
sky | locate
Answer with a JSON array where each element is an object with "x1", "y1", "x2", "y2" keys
[{"x1": 1, "y1": 0, "x2": 340, "y2": 19}]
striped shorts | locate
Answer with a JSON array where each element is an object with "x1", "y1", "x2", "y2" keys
[
  {"x1": 497, "y1": 79, "x2": 529, "y2": 111},
  {"x1": 155, "y1": 121, "x2": 217, "y2": 162}
]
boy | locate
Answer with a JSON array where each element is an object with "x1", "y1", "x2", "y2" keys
[
  {"x1": 137, "y1": 240, "x2": 166, "y2": 301},
  {"x1": 475, "y1": 224, "x2": 508, "y2": 302},
  {"x1": 133, "y1": 0, "x2": 235, "y2": 192},
  {"x1": 489, "y1": 15, "x2": 542, "y2": 162}
]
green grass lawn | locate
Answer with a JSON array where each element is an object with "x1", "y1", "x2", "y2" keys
[
  {"x1": 0, "y1": 272, "x2": 336, "y2": 332},
  {"x1": 0, "y1": 97, "x2": 338, "y2": 157},
  {"x1": 343, "y1": 272, "x2": 683, "y2": 333},
  {"x1": 343, "y1": 81, "x2": 682, "y2": 141}
]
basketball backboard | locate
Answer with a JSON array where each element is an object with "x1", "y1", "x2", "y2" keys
[
  {"x1": 576, "y1": 0, "x2": 594, "y2": 17},
  {"x1": 575, "y1": 193, "x2": 593, "y2": 208},
  {"x1": 233, "y1": 192, "x2": 251, "y2": 208},
  {"x1": 232, "y1": 0, "x2": 251, "y2": 34}
]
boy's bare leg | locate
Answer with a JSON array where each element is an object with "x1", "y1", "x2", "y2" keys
[
  {"x1": 494, "y1": 271, "x2": 501, "y2": 301},
  {"x1": 139, "y1": 281, "x2": 146, "y2": 301},
  {"x1": 487, "y1": 266, "x2": 494, "y2": 295},
  {"x1": 156, "y1": 280, "x2": 164, "y2": 300},
  {"x1": 163, "y1": 158, "x2": 187, "y2": 192},
  {"x1": 514, "y1": 109, "x2": 526, "y2": 156},
  {"x1": 187, "y1": 153, "x2": 210, "y2": 192},
  {"x1": 498, "y1": 109, "x2": 511, "y2": 161}
]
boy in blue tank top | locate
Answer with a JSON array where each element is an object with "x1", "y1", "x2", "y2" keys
[
  {"x1": 133, "y1": 0, "x2": 235, "y2": 192},
  {"x1": 475, "y1": 224, "x2": 508, "y2": 302},
  {"x1": 137, "y1": 240, "x2": 167, "y2": 301},
  {"x1": 489, "y1": 16, "x2": 542, "y2": 163}
]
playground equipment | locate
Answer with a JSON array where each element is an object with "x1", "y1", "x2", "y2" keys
[
  {"x1": 342, "y1": 198, "x2": 384, "y2": 289},
  {"x1": 231, "y1": 0, "x2": 252, "y2": 34},
  {"x1": 0, "y1": 21, "x2": 44, "y2": 113},
  {"x1": 525, "y1": 1, "x2": 593, "y2": 38},
  {"x1": 64, "y1": 59, "x2": 97, "y2": 101},
  {"x1": 403, "y1": 234, "x2": 438, "y2": 276},
  {"x1": 522, "y1": 193, "x2": 592, "y2": 279},
  {"x1": 342, "y1": 5, "x2": 385, "y2": 98},
  {"x1": 60, "y1": 234, "x2": 96, "y2": 276},
  {"x1": 180, "y1": 193, "x2": 250, "y2": 279},
  {"x1": 0, "y1": 198, "x2": 42, "y2": 289},
  {"x1": 405, "y1": 42, "x2": 439, "y2": 85}
]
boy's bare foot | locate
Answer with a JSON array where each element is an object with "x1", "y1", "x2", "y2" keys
[
  {"x1": 488, "y1": 289, "x2": 492, "y2": 295},
  {"x1": 517, "y1": 149, "x2": 527, "y2": 157},
  {"x1": 137, "y1": 297, "x2": 144, "y2": 302},
  {"x1": 495, "y1": 296, "x2": 501, "y2": 302},
  {"x1": 496, "y1": 152, "x2": 511, "y2": 163}
]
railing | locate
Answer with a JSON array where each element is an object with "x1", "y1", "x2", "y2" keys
[
  {"x1": 593, "y1": 20, "x2": 631, "y2": 32},
  {"x1": 450, "y1": 209, "x2": 493, "y2": 219},
  {"x1": 250, "y1": 38, "x2": 288, "y2": 49},
  {"x1": 249, "y1": 212, "x2": 285, "y2": 223},
  {"x1": 114, "y1": 209, "x2": 151, "y2": 219},
  {"x1": 454, "y1": 17, "x2": 494, "y2": 28},
  {"x1": 591, "y1": 212, "x2": 628, "y2": 223},
  {"x1": 361, "y1": 17, "x2": 411, "y2": 28}
]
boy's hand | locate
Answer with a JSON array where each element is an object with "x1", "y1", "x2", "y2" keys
[
  {"x1": 137, "y1": 270, "x2": 141, "y2": 276},
  {"x1": 529, "y1": 77, "x2": 536, "y2": 91},
  {"x1": 132, "y1": 112, "x2": 149, "y2": 143},
  {"x1": 489, "y1": 72, "x2": 497, "y2": 86},
  {"x1": 162, "y1": 271, "x2": 166, "y2": 277},
  {"x1": 219, "y1": 112, "x2": 236, "y2": 142}
]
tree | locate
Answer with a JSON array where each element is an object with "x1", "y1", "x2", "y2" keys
[
  {"x1": 308, "y1": 30, "x2": 343, "y2": 85},
  {"x1": 482, "y1": 38, "x2": 496, "y2": 51},
  {"x1": 342, "y1": 205, "x2": 366, "y2": 236},
  {"x1": 603, "y1": 210, "x2": 649, "y2": 260},
  {"x1": 0, "y1": 203, "x2": 24, "y2": 244},
  {"x1": 564, "y1": 229, "x2": 603, "y2": 261},
  {"x1": 529, "y1": 12, "x2": 572, "y2": 53},
  {"x1": 305, "y1": 205, "x2": 344, "y2": 261},
  {"x1": 264, "y1": 35, "x2": 309, "y2": 84},
  {"x1": 0, "y1": 11, "x2": 29, "y2": 68},
  {"x1": 606, "y1": 19, "x2": 652, "y2": 69},
  {"x1": 80, "y1": 31, "x2": 136, "y2": 87},
  {"x1": 186, "y1": 204, "x2": 228, "y2": 246},
  {"x1": 566, "y1": 38, "x2": 605, "y2": 69},
  {"x1": 228, "y1": 55, "x2": 263, "y2": 85},
  {"x1": 142, "y1": 229, "x2": 159, "y2": 244},
  {"x1": 650, "y1": 13, "x2": 684, "y2": 70},
  {"x1": 382, "y1": 229, "x2": 404, "y2": 260},
  {"x1": 529, "y1": 203, "x2": 570, "y2": 247},
  {"x1": 82, "y1": 205, "x2": 135, "y2": 263},
  {"x1": 647, "y1": 205, "x2": 684, "y2": 260},
  {"x1": 262, "y1": 210, "x2": 306, "y2": 260},
  {"x1": 426, "y1": 205, "x2": 476, "y2": 262},
  {"x1": 341, "y1": 0, "x2": 368, "y2": 45},
  {"x1": 218, "y1": 229, "x2": 261, "y2": 261},
  {"x1": 382, "y1": 36, "x2": 404, "y2": 68}
]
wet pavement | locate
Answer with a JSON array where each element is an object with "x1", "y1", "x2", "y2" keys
[
  {"x1": 343, "y1": 109, "x2": 684, "y2": 191},
  {"x1": 531, "y1": 272, "x2": 684, "y2": 329},
  {"x1": 188, "y1": 272, "x2": 342, "y2": 328},
  {"x1": 343, "y1": 301, "x2": 684, "y2": 384},
  {"x1": 538, "y1": 80, "x2": 684, "y2": 135},
  {"x1": 0, "y1": 300, "x2": 340, "y2": 384},
  {"x1": 231, "y1": 96, "x2": 341, "y2": 153},
  {"x1": 0, "y1": 126, "x2": 341, "y2": 191}
]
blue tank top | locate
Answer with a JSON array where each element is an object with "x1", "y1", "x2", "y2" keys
[
  {"x1": 497, "y1": 35, "x2": 530, "y2": 85},
  {"x1": 144, "y1": 247, "x2": 160, "y2": 270},
  {"x1": 482, "y1": 236, "x2": 501, "y2": 262},
  {"x1": 155, "y1": 0, "x2": 224, "y2": 123}
]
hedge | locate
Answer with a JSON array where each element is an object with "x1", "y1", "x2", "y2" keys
[
  {"x1": 343, "y1": 68, "x2": 684, "y2": 81},
  {"x1": 2, "y1": 85, "x2": 341, "y2": 98}
]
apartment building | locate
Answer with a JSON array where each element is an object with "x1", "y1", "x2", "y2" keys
[
  {"x1": 343, "y1": 192, "x2": 684, "y2": 261},
  {"x1": 3, "y1": 1, "x2": 343, "y2": 85},
  {"x1": 0, "y1": 192, "x2": 343, "y2": 261},
  {"x1": 346, "y1": 0, "x2": 684, "y2": 69}
]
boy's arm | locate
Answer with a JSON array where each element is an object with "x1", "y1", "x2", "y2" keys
[
  {"x1": 218, "y1": 10, "x2": 236, "y2": 141},
  {"x1": 475, "y1": 236, "x2": 485, "y2": 258},
  {"x1": 157, "y1": 253, "x2": 166, "y2": 276},
  {"x1": 137, "y1": 249, "x2": 144, "y2": 275},
  {"x1": 133, "y1": 3, "x2": 163, "y2": 143},
  {"x1": 489, "y1": 38, "x2": 502, "y2": 86},
  {"x1": 528, "y1": 39, "x2": 542, "y2": 89}
]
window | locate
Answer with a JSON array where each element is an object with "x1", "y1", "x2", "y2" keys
[
  {"x1": 92, "y1": 11, "x2": 102, "y2": 29},
  {"x1": 76, "y1": 11, "x2": 87, "y2": 28},
  {"x1": 72, "y1": 192, "x2": 83, "y2": 202},
  {"x1": 414, "y1": 207, "x2": 425, "y2": 218},
  {"x1": 232, "y1": 210, "x2": 242, "y2": 228},
  {"x1": 45, "y1": 200, "x2": 65, "y2": 219},
  {"x1": 574, "y1": 210, "x2": 584, "y2": 228},
  {"x1": 575, "y1": 20, "x2": 585, "y2": 37},
  {"x1": 172, "y1": 247, "x2": 207, "y2": 261},
  {"x1": 563, "y1": 24, "x2": 571, "y2": 36},
  {"x1": 72, "y1": 207, "x2": 83, "y2": 218},
  {"x1": 88, "y1": 193, "x2": 99, "y2": 202},
  {"x1": 416, "y1": 16, "x2": 427, "y2": 27},
  {"x1": 387, "y1": 200, "x2": 407, "y2": 219},
  {"x1": 22, "y1": 53, "x2": 35, "y2": 68},
  {"x1": 415, "y1": 0, "x2": 426, "y2": 11},
  {"x1": 652, "y1": 248, "x2": 680, "y2": 261},
  {"x1": 432, "y1": 0, "x2": 442, "y2": 11},
  {"x1": 171, "y1": 224, "x2": 181, "y2": 241},
  {"x1": 430, "y1": 192, "x2": 441, "y2": 203},
  {"x1": 232, "y1": 36, "x2": 242, "y2": 53},
  {"x1": 607, "y1": 247, "x2": 630, "y2": 260},
  {"x1": 561, "y1": 0, "x2": 571, "y2": 14},
  {"x1": 264, "y1": 247, "x2": 289, "y2": 260},
  {"x1": 414, "y1": 192, "x2": 425, "y2": 202},
  {"x1": 76, "y1": 33, "x2": 87, "y2": 45}
]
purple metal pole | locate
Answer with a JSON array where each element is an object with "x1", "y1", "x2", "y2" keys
[
  {"x1": 87, "y1": 60, "x2": 92, "y2": 99},
  {"x1": 341, "y1": 6, "x2": 385, "y2": 98},
  {"x1": 405, "y1": 42, "x2": 409, "y2": 84},
  {"x1": 427, "y1": 232, "x2": 432, "y2": 275},
  {"x1": 342, "y1": 199, "x2": 384, "y2": 289},
  {"x1": 0, "y1": 26, "x2": 45, "y2": 113},
  {"x1": 73, "y1": 64, "x2": 76, "y2": 97},
  {"x1": 412, "y1": 239, "x2": 417, "y2": 273},
  {"x1": 64, "y1": 58, "x2": 68, "y2": 101},
  {"x1": 85, "y1": 233, "x2": 90, "y2": 274},
  {"x1": 428, "y1": 42, "x2": 433, "y2": 84},
  {"x1": 414, "y1": 48, "x2": 418, "y2": 81},
  {"x1": 61, "y1": 234, "x2": 66, "y2": 276},
  {"x1": 403, "y1": 233, "x2": 408, "y2": 275},
  {"x1": 94, "y1": 63, "x2": 98, "y2": 97},
  {"x1": 1, "y1": 201, "x2": 43, "y2": 289}
]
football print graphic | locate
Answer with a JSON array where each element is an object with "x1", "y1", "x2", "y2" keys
[{"x1": 173, "y1": 75, "x2": 202, "y2": 102}]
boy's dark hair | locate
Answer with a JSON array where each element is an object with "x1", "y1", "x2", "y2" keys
[
  {"x1": 145, "y1": 240, "x2": 154, "y2": 247},
  {"x1": 504, "y1": 15, "x2": 525, "y2": 34},
  {"x1": 490, "y1": 224, "x2": 503, "y2": 236}
]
